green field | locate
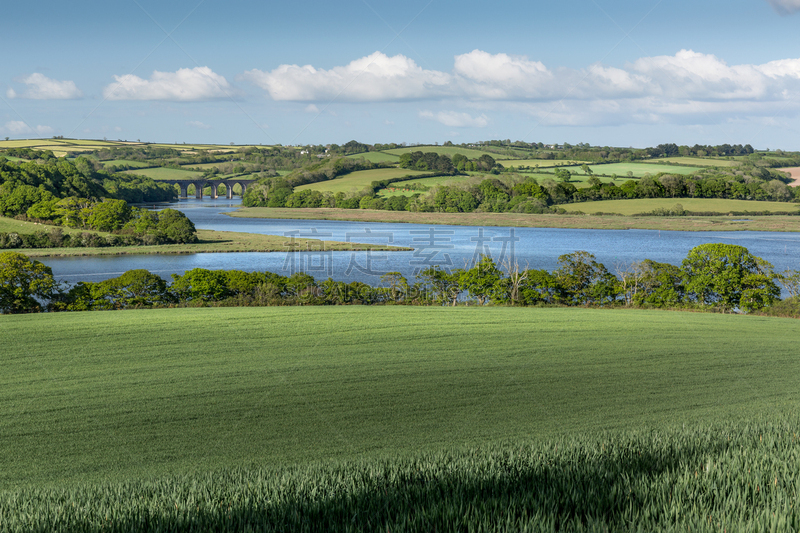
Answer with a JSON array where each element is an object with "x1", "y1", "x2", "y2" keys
[
  {"x1": 563, "y1": 162, "x2": 703, "y2": 177},
  {"x1": 99, "y1": 159, "x2": 152, "y2": 168},
  {"x1": 649, "y1": 157, "x2": 740, "y2": 167},
  {"x1": 496, "y1": 159, "x2": 588, "y2": 168},
  {"x1": 382, "y1": 145, "x2": 506, "y2": 159},
  {"x1": 569, "y1": 197, "x2": 800, "y2": 215},
  {"x1": 1, "y1": 307, "x2": 799, "y2": 530},
  {"x1": 122, "y1": 167, "x2": 204, "y2": 180},
  {"x1": 295, "y1": 167, "x2": 430, "y2": 194},
  {"x1": 345, "y1": 151, "x2": 401, "y2": 163}
]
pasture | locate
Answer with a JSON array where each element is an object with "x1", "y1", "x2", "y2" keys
[
  {"x1": 649, "y1": 157, "x2": 739, "y2": 167},
  {"x1": 99, "y1": 159, "x2": 152, "y2": 168},
  {"x1": 382, "y1": 145, "x2": 506, "y2": 159},
  {"x1": 294, "y1": 167, "x2": 429, "y2": 194},
  {"x1": 345, "y1": 151, "x2": 401, "y2": 163},
  {"x1": 568, "y1": 197, "x2": 800, "y2": 215},
  {"x1": 563, "y1": 162, "x2": 703, "y2": 177},
  {"x1": 1, "y1": 307, "x2": 799, "y2": 530},
  {"x1": 122, "y1": 167, "x2": 204, "y2": 180},
  {"x1": 496, "y1": 159, "x2": 589, "y2": 168}
]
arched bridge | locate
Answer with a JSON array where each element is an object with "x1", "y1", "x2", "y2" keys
[{"x1": 161, "y1": 179, "x2": 257, "y2": 199}]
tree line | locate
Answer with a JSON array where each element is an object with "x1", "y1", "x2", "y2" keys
[{"x1": 3, "y1": 244, "x2": 798, "y2": 315}]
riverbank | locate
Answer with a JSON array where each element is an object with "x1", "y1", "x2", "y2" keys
[
  {"x1": 228, "y1": 207, "x2": 800, "y2": 232},
  {"x1": 19, "y1": 229, "x2": 410, "y2": 258}
]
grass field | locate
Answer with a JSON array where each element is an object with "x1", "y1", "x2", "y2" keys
[
  {"x1": 0, "y1": 217, "x2": 113, "y2": 238},
  {"x1": 122, "y1": 167, "x2": 204, "y2": 180},
  {"x1": 569, "y1": 197, "x2": 800, "y2": 215},
  {"x1": 382, "y1": 145, "x2": 506, "y2": 159},
  {"x1": 496, "y1": 159, "x2": 589, "y2": 168},
  {"x1": 345, "y1": 151, "x2": 401, "y2": 163},
  {"x1": 295, "y1": 167, "x2": 430, "y2": 194},
  {"x1": 562, "y1": 162, "x2": 704, "y2": 177},
  {"x1": 1, "y1": 307, "x2": 799, "y2": 530},
  {"x1": 230, "y1": 206, "x2": 800, "y2": 232},
  {"x1": 99, "y1": 159, "x2": 152, "y2": 168},
  {"x1": 649, "y1": 157, "x2": 740, "y2": 167}
]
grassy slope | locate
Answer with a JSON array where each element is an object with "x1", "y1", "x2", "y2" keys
[
  {"x1": 229, "y1": 206, "x2": 800, "y2": 231},
  {"x1": 563, "y1": 162, "x2": 704, "y2": 177},
  {"x1": 382, "y1": 146, "x2": 504, "y2": 159},
  {"x1": 294, "y1": 167, "x2": 430, "y2": 194},
  {"x1": 122, "y1": 167, "x2": 204, "y2": 180},
  {"x1": 345, "y1": 151, "x2": 401, "y2": 163},
  {"x1": 570, "y1": 197, "x2": 800, "y2": 215},
  {"x1": 1, "y1": 306, "x2": 798, "y2": 488},
  {"x1": 649, "y1": 157, "x2": 739, "y2": 167}
]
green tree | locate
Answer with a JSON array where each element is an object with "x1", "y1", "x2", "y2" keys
[
  {"x1": 554, "y1": 168, "x2": 571, "y2": 183},
  {"x1": 555, "y1": 251, "x2": 618, "y2": 306},
  {"x1": 0, "y1": 251, "x2": 59, "y2": 313},
  {"x1": 460, "y1": 255, "x2": 503, "y2": 305},
  {"x1": 86, "y1": 199, "x2": 132, "y2": 231},
  {"x1": 156, "y1": 209, "x2": 198, "y2": 244},
  {"x1": 681, "y1": 243, "x2": 779, "y2": 313}
]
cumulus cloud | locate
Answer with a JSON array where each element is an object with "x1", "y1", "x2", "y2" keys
[
  {"x1": 242, "y1": 49, "x2": 800, "y2": 125},
  {"x1": 7, "y1": 73, "x2": 82, "y2": 99},
  {"x1": 767, "y1": 0, "x2": 800, "y2": 14},
  {"x1": 1, "y1": 121, "x2": 54, "y2": 136},
  {"x1": 420, "y1": 110, "x2": 488, "y2": 128},
  {"x1": 241, "y1": 51, "x2": 452, "y2": 102},
  {"x1": 103, "y1": 67, "x2": 231, "y2": 101}
]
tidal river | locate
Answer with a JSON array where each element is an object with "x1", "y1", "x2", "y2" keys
[{"x1": 40, "y1": 198, "x2": 800, "y2": 287}]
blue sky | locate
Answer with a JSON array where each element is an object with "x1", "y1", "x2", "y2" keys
[{"x1": 3, "y1": 0, "x2": 800, "y2": 148}]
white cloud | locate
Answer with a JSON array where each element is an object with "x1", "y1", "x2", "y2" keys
[
  {"x1": 1, "y1": 121, "x2": 54, "y2": 136},
  {"x1": 7, "y1": 73, "x2": 82, "y2": 99},
  {"x1": 187, "y1": 120, "x2": 211, "y2": 129},
  {"x1": 243, "y1": 49, "x2": 800, "y2": 126},
  {"x1": 420, "y1": 110, "x2": 488, "y2": 128},
  {"x1": 103, "y1": 67, "x2": 231, "y2": 101},
  {"x1": 304, "y1": 104, "x2": 320, "y2": 113},
  {"x1": 767, "y1": 0, "x2": 800, "y2": 14},
  {"x1": 241, "y1": 51, "x2": 452, "y2": 102}
]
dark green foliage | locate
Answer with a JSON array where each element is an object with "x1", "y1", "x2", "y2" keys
[
  {"x1": 682, "y1": 243, "x2": 780, "y2": 312},
  {"x1": 0, "y1": 251, "x2": 58, "y2": 313}
]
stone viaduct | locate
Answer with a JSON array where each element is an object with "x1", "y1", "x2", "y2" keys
[{"x1": 161, "y1": 179, "x2": 257, "y2": 199}]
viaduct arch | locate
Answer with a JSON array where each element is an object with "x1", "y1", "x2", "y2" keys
[{"x1": 161, "y1": 179, "x2": 257, "y2": 199}]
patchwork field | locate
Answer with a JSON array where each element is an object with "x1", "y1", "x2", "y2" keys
[
  {"x1": 122, "y1": 167, "x2": 204, "y2": 180},
  {"x1": 294, "y1": 167, "x2": 430, "y2": 194},
  {"x1": 99, "y1": 159, "x2": 153, "y2": 168},
  {"x1": 382, "y1": 145, "x2": 507, "y2": 159},
  {"x1": 569, "y1": 197, "x2": 800, "y2": 215},
  {"x1": 649, "y1": 157, "x2": 740, "y2": 167},
  {"x1": 563, "y1": 162, "x2": 704, "y2": 177},
  {"x1": 497, "y1": 159, "x2": 589, "y2": 168},
  {"x1": 345, "y1": 151, "x2": 401, "y2": 163}
]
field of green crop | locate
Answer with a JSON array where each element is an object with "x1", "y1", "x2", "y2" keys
[
  {"x1": 497, "y1": 159, "x2": 588, "y2": 168},
  {"x1": 563, "y1": 162, "x2": 703, "y2": 177},
  {"x1": 649, "y1": 157, "x2": 740, "y2": 167},
  {"x1": 345, "y1": 151, "x2": 401, "y2": 163},
  {"x1": 295, "y1": 167, "x2": 429, "y2": 194},
  {"x1": 569, "y1": 197, "x2": 800, "y2": 215},
  {"x1": 382, "y1": 145, "x2": 505, "y2": 159},
  {"x1": 1, "y1": 306, "x2": 799, "y2": 530},
  {"x1": 99, "y1": 159, "x2": 152, "y2": 168},
  {"x1": 121, "y1": 167, "x2": 204, "y2": 180}
]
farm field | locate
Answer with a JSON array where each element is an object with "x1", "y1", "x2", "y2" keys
[
  {"x1": 569, "y1": 197, "x2": 800, "y2": 215},
  {"x1": 345, "y1": 151, "x2": 401, "y2": 163},
  {"x1": 294, "y1": 167, "x2": 429, "y2": 194},
  {"x1": 563, "y1": 162, "x2": 703, "y2": 177},
  {"x1": 0, "y1": 216, "x2": 112, "y2": 238},
  {"x1": 382, "y1": 145, "x2": 506, "y2": 159},
  {"x1": 99, "y1": 159, "x2": 152, "y2": 168},
  {"x1": 1, "y1": 307, "x2": 799, "y2": 530},
  {"x1": 497, "y1": 159, "x2": 589, "y2": 168},
  {"x1": 122, "y1": 167, "x2": 204, "y2": 180},
  {"x1": 649, "y1": 157, "x2": 739, "y2": 167}
]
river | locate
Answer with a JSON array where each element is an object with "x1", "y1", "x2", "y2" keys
[{"x1": 40, "y1": 198, "x2": 800, "y2": 287}]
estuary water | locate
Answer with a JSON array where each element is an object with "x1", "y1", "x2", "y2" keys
[{"x1": 40, "y1": 198, "x2": 800, "y2": 287}]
